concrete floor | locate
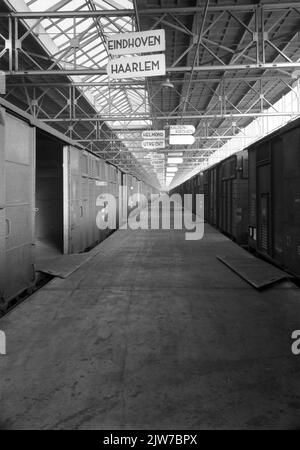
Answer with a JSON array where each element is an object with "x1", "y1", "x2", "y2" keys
[{"x1": 1, "y1": 206, "x2": 300, "y2": 429}]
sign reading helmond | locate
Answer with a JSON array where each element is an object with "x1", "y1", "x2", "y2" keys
[
  {"x1": 107, "y1": 29, "x2": 165, "y2": 56},
  {"x1": 107, "y1": 54, "x2": 166, "y2": 79},
  {"x1": 142, "y1": 130, "x2": 165, "y2": 140}
]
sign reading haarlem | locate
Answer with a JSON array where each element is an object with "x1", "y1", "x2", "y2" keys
[
  {"x1": 107, "y1": 29, "x2": 165, "y2": 56},
  {"x1": 107, "y1": 54, "x2": 166, "y2": 79}
]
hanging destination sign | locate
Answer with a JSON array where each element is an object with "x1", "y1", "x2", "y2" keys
[
  {"x1": 169, "y1": 125, "x2": 196, "y2": 135},
  {"x1": 169, "y1": 135, "x2": 196, "y2": 146},
  {"x1": 142, "y1": 139, "x2": 166, "y2": 150},
  {"x1": 107, "y1": 54, "x2": 166, "y2": 79},
  {"x1": 142, "y1": 130, "x2": 165, "y2": 140},
  {"x1": 107, "y1": 29, "x2": 165, "y2": 56}
]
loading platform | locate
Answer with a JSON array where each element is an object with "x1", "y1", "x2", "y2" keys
[{"x1": 1, "y1": 207, "x2": 300, "y2": 430}]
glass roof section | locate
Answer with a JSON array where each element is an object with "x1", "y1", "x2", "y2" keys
[{"x1": 23, "y1": 0, "x2": 152, "y2": 131}]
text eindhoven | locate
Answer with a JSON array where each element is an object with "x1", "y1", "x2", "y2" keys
[
  {"x1": 108, "y1": 34, "x2": 162, "y2": 52},
  {"x1": 107, "y1": 30, "x2": 165, "y2": 56}
]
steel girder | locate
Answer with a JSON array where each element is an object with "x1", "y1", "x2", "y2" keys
[
  {"x1": 1, "y1": 3, "x2": 300, "y2": 17},
  {"x1": 2, "y1": 2, "x2": 300, "y2": 185},
  {"x1": 5, "y1": 78, "x2": 298, "y2": 121}
]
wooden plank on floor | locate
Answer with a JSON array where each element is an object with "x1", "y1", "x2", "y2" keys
[
  {"x1": 216, "y1": 254, "x2": 289, "y2": 289},
  {"x1": 36, "y1": 254, "x2": 92, "y2": 278}
]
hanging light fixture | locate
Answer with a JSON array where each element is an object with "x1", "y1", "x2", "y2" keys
[{"x1": 161, "y1": 78, "x2": 174, "y2": 89}]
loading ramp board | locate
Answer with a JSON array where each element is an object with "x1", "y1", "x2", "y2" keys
[
  {"x1": 216, "y1": 253, "x2": 289, "y2": 289},
  {"x1": 36, "y1": 254, "x2": 92, "y2": 279}
]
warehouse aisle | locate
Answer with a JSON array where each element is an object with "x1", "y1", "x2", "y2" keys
[{"x1": 1, "y1": 202, "x2": 300, "y2": 430}]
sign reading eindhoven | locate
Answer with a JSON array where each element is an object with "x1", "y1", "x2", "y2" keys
[
  {"x1": 107, "y1": 30, "x2": 165, "y2": 56},
  {"x1": 107, "y1": 54, "x2": 166, "y2": 79}
]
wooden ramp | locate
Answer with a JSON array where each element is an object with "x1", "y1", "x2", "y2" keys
[
  {"x1": 217, "y1": 252, "x2": 289, "y2": 289},
  {"x1": 36, "y1": 254, "x2": 92, "y2": 278}
]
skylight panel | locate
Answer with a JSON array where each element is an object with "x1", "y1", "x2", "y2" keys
[
  {"x1": 59, "y1": 0, "x2": 85, "y2": 11},
  {"x1": 24, "y1": 0, "x2": 59, "y2": 11},
  {"x1": 74, "y1": 18, "x2": 94, "y2": 34},
  {"x1": 87, "y1": 46, "x2": 106, "y2": 59},
  {"x1": 23, "y1": 0, "x2": 156, "y2": 183},
  {"x1": 94, "y1": 0, "x2": 115, "y2": 10},
  {"x1": 53, "y1": 35, "x2": 70, "y2": 47},
  {"x1": 82, "y1": 39, "x2": 103, "y2": 53}
]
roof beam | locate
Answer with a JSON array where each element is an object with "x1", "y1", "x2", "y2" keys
[
  {"x1": 140, "y1": 3, "x2": 300, "y2": 14},
  {"x1": 0, "y1": 10, "x2": 135, "y2": 18},
  {"x1": 41, "y1": 111, "x2": 300, "y2": 122},
  {"x1": 6, "y1": 62, "x2": 300, "y2": 76},
  {"x1": 3, "y1": 3, "x2": 300, "y2": 17},
  {"x1": 5, "y1": 76, "x2": 296, "y2": 88}
]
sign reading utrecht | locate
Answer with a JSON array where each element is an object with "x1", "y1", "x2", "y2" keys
[
  {"x1": 107, "y1": 54, "x2": 166, "y2": 79},
  {"x1": 107, "y1": 29, "x2": 165, "y2": 56},
  {"x1": 142, "y1": 139, "x2": 166, "y2": 150}
]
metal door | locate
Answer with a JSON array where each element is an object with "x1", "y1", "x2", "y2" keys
[
  {"x1": 227, "y1": 180, "x2": 232, "y2": 235},
  {"x1": 68, "y1": 147, "x2": 84, "y2": 253},
  {"x1": 2, "y1": 112, "x2": 35, "y2": 305},
  {"x1": 0, "y1": 108, "x2": 6, "y2": 307},
  {"x1": 258, "y1": 161, "x2": 271, "y2": 256},
  {"x1": 283, "y1": 178, "x2": 300, "y2": 277},
  {"x1": 259, "y1": 193, "x2": 270, "y2": 254}
]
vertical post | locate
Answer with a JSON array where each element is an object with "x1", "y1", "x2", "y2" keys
[
  {"x1": 33, "y1": 87, "x2": 37, "y2": 119},
  {"x1": 73, "y1": 17, "x2": 76, "y2": 70},
  {"x1": 297, "y1": 78, "x2": 300, "y2": 113},
  {"x1": 260, "y1": 78, "x2": 264, "y2": 113},
  {"x1": 261, "y1": 5, "x2": 265, "y2": 64},
  {"x1": 68, "y1": 85, "x2": 72, "y2": 120},
  {"x1": 255, "y1": 7, "x2": 259, "y2": 64},
  {"x1": 14, "y1": 17, "x2": 19, "y2": 71},
  {"x1": 72, "y1": 85, "x2": 76, "y2": 119},
  {"x1": 63, "y1": 146, "x2": 70, "y2": 255},
  {"x1": 8, "y1": 17, "x2": 13, "y2": 73},
  {"x1": 255, "y1": 4, "x2": 265, "y2": 65}
]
